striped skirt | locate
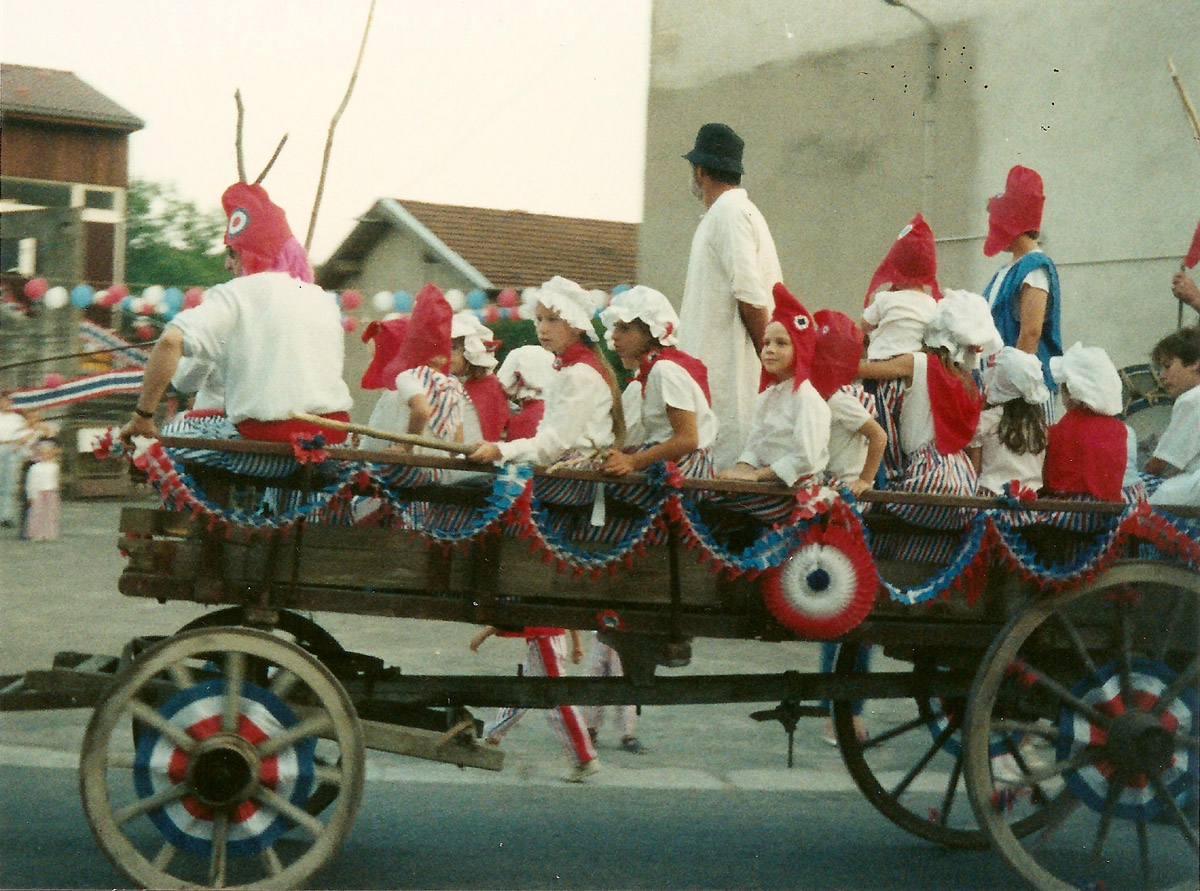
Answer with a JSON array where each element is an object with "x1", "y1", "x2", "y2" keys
[
  {"x1": 882, "y1": 443, "x2": 980, "y2": 530},
  {"x1": 160, "y1": 413, "x2": 300, "y2": 478},
  {"x1": 865, "y1": 379, "x2": 907, "y2": 483}
]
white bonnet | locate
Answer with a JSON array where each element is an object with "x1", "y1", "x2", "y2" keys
[
  {"x1": 1050, "y1": 342, "x2": 1123, "y2": 416},
  {"x1": 923, "y1": 288, "x2": 1003, "y2": 370},
  {"x1": 451, "y1": 311, "x2": 498, "y2": 369},
  {"x1": 535, "y1": 276, "x2": 602, "y2": 341},
  {"x1": 497, "y1": 344, "x2": 557, "y2": 401},
  {"x1": 598, "y1": 285, "x2": 680, "y2": 350},
  {"x1": 983, "y1": 346, "x2": 1050, "y2": 406}
]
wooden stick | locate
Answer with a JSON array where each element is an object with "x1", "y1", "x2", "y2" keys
[
  {"x1": 306, "y1": 0, "x2": 376, "y2": 251},
  {"x1": 289, "y1": 412, "x2": 473, "y2": 455},
  {"x1": 234, "y1": 89, "x2": 247, "y2": 182},
  {"x1": 254, "y1": 133, "x2": 290, "y2": 184},
  {"x1": 1168, "y1": 58, "x2": 1200, "y2": 151}
]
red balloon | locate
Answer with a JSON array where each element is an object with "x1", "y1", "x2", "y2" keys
[
  {"x1": 497, "y1": 288, "x2": 519, "y2": 307},
  {"x1": 482, "y1": 304, "x2": 502, "y2": 324},
  {"x1": 24, "y1": 278, "x2": 48, "y2": 300},
  {"x1": 137, "y1": 300, "x2": 155, "y2": 315},
  {"x1": 107, "y1": 283, "x2": 130, "y2": 301},
  {"x1": 135, "y1": 324, "x2": 156, "y2": 341},
  {"x1": 42, "y1": 372, "x2": 66, "y2": 388},
  {"x1": 339, "y1": 290, "x2": 362, "y2": 311},
  {"x1": 341, "y1": 316, "x2": 360, "y2": 333},
  {"x1": 183, "y1": 287, "x2": 204, "y2": 309}
]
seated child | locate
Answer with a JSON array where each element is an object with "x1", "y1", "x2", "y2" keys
[
  {"x1": 597, "y1": 285, "x2": 717, "y2": 479},
  {"x1": 968, "y1": 346, "x2": 1049, "y2": 495},
  {"x1": 450, "y1": 312, "x2": 509, "y2": 443},
  {"x1": 810, "y1": 310, "x2": 887, "y2": 497},
  {"x1": 1043, "y1": 342, "x2": 1129, "y2": 502},
  {"x1": 859, "y1": 289, "x2": 1002, "y2": 528},
  {"x1": 860, "y1": 214, "x2": 942, "y2": 481},
  {"x1": 1145, "y1": 325, "x2": 1200, "y2": 507},
  {"x1": 496, "y1": 345, "x2": 557, "y2": 441},
  {"x1": 719, "y1": 283, "x2": 831, "y2": 485},
  {"x1": 468, "y1": 276, "x2": 621, "y2": 468}
]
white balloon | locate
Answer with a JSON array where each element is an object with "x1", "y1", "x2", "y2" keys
[
  {"x1": 44, "y1": 286, "x2": 69, "y2": 309},
  {"x1": 142, "y1": 285, "x2": 164, "y2": 305},
  {"x1": 128, "y1": 297, "x2": 146, "y2": 315},
  {"x1": 445, "y1": 289, "x2": 466, "y2": 312},
  {"x1": 372, "y1": 290, "x2": 393, "y2": 312}
]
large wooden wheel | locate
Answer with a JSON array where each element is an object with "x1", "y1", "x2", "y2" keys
[
  {"x1": 80, "y1": 628, "x2": 365, "y2": 889},
  {"x1": 964, "y1": 561, "x2": 1199, "y2": 891},
  {"x1": 832, "y1": 642, "x2": 1052, "y2": 848}
]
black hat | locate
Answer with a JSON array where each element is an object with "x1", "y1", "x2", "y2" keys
[{"x1": 683, "y1": 123, "x2": 744, "y2": 175}]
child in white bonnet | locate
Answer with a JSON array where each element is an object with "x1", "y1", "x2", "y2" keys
[
  {"x1": 496, "y1": 345, "x2": 557, "y2": 441},
  {"x1": 968, "y1": 346, "x2": 1049, "y2": 495}
]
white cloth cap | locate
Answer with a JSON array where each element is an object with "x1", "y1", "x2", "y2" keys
[
  {"x1": 497, "y1": 344, "x2": 557, "y2": 401},
  {"x1": 536, "y1": 276, "x2": 602, "y2": 341},
  {"x1": 599, "y1": 285, "x2": 680, "y2": 350},
  {"x1": 451, "y1": 311, "x2": 498, "y2": 369},
  {"x1": 1049, "y1": 342, "x2": 1122, "y2": 416},
  {"x1": 983, "y1": 346, "x2": 1050, "y2": 405},
  {"x1": 923, "y1": 288, "x2": 1003, "y2": 370}
]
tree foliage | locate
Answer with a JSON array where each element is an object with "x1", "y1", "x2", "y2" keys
[{"x1": 125, "y1": 180, "x2": 229, "y2": 289}]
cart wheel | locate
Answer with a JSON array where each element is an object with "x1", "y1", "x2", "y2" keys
[
  {"x1": 178, "y1": 608, "x2": 346, "y2": 661},
  {"x1": 964, "y1": 561, "x2": 1199, "y2": 891},
  {"x1": 80, "y1": 627, "x2": 365, "y2": 889},
  {"x1": 832, "y1": 642, "x2": 1052, "y2": 848}
]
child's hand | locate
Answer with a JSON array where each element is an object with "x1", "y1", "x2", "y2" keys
[
  {"x1": 601, "y1": 450, "x2": 637, "y2": 476},
  {"x1": 469, "y1": 629, "x2": 489, "y2": 652},
  {"x1": 468, "y1": 442, "x2": 501, "y2": 463},
  {"x1": 848, "y1": 478, "x2": 873, "y2": 497},
  {"x1": 717, "y1": 464, "x2": 757, "y2": 481}
]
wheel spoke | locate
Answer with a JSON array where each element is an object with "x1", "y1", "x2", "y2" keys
[
  {"x1": 113, "y1": 781, "x2": 188, "y2": 825},
  {"x1": 208, "y1": 810, "x2": 229, "y2": 888},
  {"x1": 1032, "y1": 788, "x2": 1082, "y2": 851},
  {"x1": 1153, "y1": 590, "x2": 1189, "y2": 661},
  {"x1": 223, "y1": 651, "x2": 246, "y2": 733},
  {"x1": 1148, "y1": 771, "x2": 1200, "y2": 848},
  {"x1": 1089, "y1": 771, "x2": 1125, "y2": 866},
  {"x1": 1117, "y1": 600, "x2": 1135, "y2": 705},
  {"x1": 997, "y1": 745, "x2": 1097, "y2": 792},
  {"x1": 107, "y1": 750, "x2": 137, "y2": 770},
  {"x1": 1151, "y1": 656, "x2": 1199, "y2": 717},
  {"x1": 1007, "y1": 739, "x2": 1054, "y2": 804},
  {"x1": 127, "y1": 700, "x2": 196, "y2": 752},
  {"x1": 992, "y1": 718, "x2": 1060, "y2": 743},
  {"x1": 1053, "y1": 611, "x2": 1100, "y2": 677},
  {"x1": 151, "y1": 841, "x2": 175, "y2": 870},
  {"x1": 1011, "y1": 661, "x2": 1112, "y2": 729},
  {"x1": 167, "y1": 662, "x2": 195, "y2": 691},
  {"x1": 268, "y1": 667, "x2": 300, "y2": 700},
  {"x1": 861, "y1": 711, "x2": 933, "y2": 749},
  {"x1": 258, "y1": 712, "x2": 335, "y2": 757},
  {"x1": 256, "y1": 785, "x2": 325, "y2": 839},
  {"x1": 937, "y1": 748, "x2": 963, "y2": 826},
  {"x1": 261, "y1": 844, "x2": 283, "y2": 876},
  {"x1": 892, "y1": 718, "x2": 956, "y2": 798},
  {"x1": 314, "y1": 762, "x2": 344, "y2": 786},
  {"x1": 1136, "y1": 818, "x2": 1151, "y2": 891}
]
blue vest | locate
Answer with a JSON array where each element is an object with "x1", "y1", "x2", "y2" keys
[{"x1": 984, "y1": 251, "x2": 1062, "y2": 389}]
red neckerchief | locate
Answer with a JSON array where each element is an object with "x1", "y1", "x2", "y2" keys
[
  {"x1": 1043, "y1": 407, "x2": 1127, "y2": 501},
  {"x1": 507, "y1": 399, "x2": 544, "y2": 440},
  {"x1": 554, "y1": 341, "x2": 603, "y2": 374},
  {"x1": 463, "y1": 375, "x2": 510, "y2": 441},
  {"x1": 635, "y1": 348, "x2": 712, "y2": 404},
  {"x1": 925, "y1": 357, "x2": 982, "y2": 455}
]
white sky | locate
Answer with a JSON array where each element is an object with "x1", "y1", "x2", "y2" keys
[{"x1": 1, "y1": 0, "x2": 653, "y2": 263}]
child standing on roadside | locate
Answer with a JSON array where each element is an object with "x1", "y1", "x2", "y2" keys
[{"x1": 23, "y1": 439, "x2": 60, "y2": 541}]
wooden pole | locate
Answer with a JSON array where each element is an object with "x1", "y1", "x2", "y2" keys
[
  {"x1": 254, "y1": 133, "x2": 290, "y2": 184},
  {"x1": 234, "y1": 89, "x2": 247, "y2": 182},
  {"x1": 289, "y1": 412, "x2": 473, "y2": 455},
  {"x1": 306, "y1": 0, "x2": 376, "y2": 251},
  {"x1": 1167, "y1": 58, "x2": 1200, "y2": 326}
]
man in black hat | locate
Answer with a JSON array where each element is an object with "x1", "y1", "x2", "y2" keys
[{"x1": 677, "y1": 122, "x2": 782, "y2": 471}]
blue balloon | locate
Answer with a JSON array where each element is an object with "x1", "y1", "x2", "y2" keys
[
  {"x1": 466, "y1": 288, "x2": 487, "y2": 310},
  {"x1": 160, "y1": 308, "x2": 176, "y2": 322},
  {"x1": 119, "y1": 296, "x2": 134, "y2": 312},
  {"x1": 393, "y1": 290, "x2": 413, "y2": 313},
  {"x1": 162, "y1": 287, "x2": 184, "y2": 312},
  {"x1": 70, "y1": 284, "x2": 95, "y2": 308},
  {"x1": 611, "y1": 284, "x2": 632, "y2": 295}
]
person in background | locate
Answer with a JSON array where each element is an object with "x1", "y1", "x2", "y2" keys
[
  {"x1": 981, "y1": 165, "x2": 1062, "y2": 421},
  {"x1": 23, "y1": 438, "x2": 60, "y2": 541},
  {"x1": 1145, "y1": 326, "x2": 1200, "y2": 507},
  {"x1": 0, "y1": 392, "x2": 32, "y2": 528},
  {"x1": 967, "y1": 346, "x2": 1050, "y2": 496},
  {"x1": 450, "y1": 312, "x2": 508, "y2": 443},
  {"x1": 677, "y1": 123, "x2": 781, "y2": 471},
  {"x1": 496, "y1": 345, "x2": 556, "y2": 441}
]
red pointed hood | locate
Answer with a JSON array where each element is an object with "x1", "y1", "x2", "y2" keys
[
  {"x1": 864, "y1": 214, "x2": 940, "y2": 306},
  {"x1": 984, "y1": 166, "x2": 1045, "y2": 257},
  {"x1": 763, "y1": 282, "x2": 816, "y2": 391},
  {"x1": 395, "y1": 283, "x2": 453, "y2": 374},
  {"x1": 810, "y1": 310, "x2": 864, "y2": 399}
]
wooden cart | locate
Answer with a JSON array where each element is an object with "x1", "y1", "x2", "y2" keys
[{"x1": 3, "y1": 438, "x2": 1197, "y2": 891}]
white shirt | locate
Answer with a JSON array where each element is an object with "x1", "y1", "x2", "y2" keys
[
  {"x1": 363, "y1": 366, "x2": 465, "y2": 454},
  {"x1": 970, "y1": 405, "x2": 1045, "y2": 494},
  {"x1": 678, "y1": 188, "x2": 781, "y2": 471},
  {"x1": 0, "y1": 411, "x2": 29, "y2": 447},
  {"x1": 169, "y1": 272, "x2": 352, "y2": 424},
  {"x1": 863, "y1": 289, "x2": 938, "y2": 360},
  {"x1": 497, "y1": 362, "x2": 614, "y2": 465},
  {"x1": 899, "y1": 353, "x2": 937, "y2": 456},
  {"x1": 985, "y1": 251, "x2": 1051, "y2": 309},
  {"x1": 622, "y1": 359, "x2": 717, "y2": 451},
  {"x1": 25, "y1": 459, "x2": 58, "y2": 495},
  {"x1": 736, "y1": 378, "x2": 831, "y2": 486},
  {"x1": 826, "y1": 388, "x2": 875, "y2": 483},
  {"x1": 171, "y1": 358, "x2": 225, "y2": 411},
  {"x1": 1153, "y1": 384, "x2": 1200, "y2": 475}
]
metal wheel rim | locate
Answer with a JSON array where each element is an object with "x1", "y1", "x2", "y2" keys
[
  {"x1": 963, "y1": 561, "x2": 1200, "y2": 891},
  {"x1": 79, "y1": 627, "x2": 365, "y2": 889}
]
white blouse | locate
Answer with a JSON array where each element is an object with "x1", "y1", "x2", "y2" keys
[
  {"x1": 736, "y1": 378, "x2": 831, "y2": 486},
  {"x1": 497, "y1": 362, "x2": 613, "y2": 465},
  {"x1": 622, "y1": 360, "x2": 717, "y2": 451}
]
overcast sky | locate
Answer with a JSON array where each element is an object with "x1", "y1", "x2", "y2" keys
[{"x1": 1, "y1": 0, "x2": 653, "y2": 263}]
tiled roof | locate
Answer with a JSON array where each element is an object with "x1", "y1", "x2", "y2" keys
[{"x1": 1, "y1": 64, "x2": 144, "y2": 130}]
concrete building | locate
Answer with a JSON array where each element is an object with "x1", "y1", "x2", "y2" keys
[{"x1": 637, "y1": 0, "x2": 1199, "y2": 370}]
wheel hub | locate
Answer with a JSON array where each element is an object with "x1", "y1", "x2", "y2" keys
[
  {"x1": 186, "y1": 735, "x2": 260, "y2": 807},
  {"x1": 1105, "y1": 710, "x2": 1174, "y2": 776}
]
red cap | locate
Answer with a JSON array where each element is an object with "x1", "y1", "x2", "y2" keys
[
  {"x1": 810, "y1": 310, "x2": 865, "y2": 399},
  {"x1": 360, "y1": 317, "x2": 410, "y2": 390},
  {"x1": 984, "y1": 166, "x2": 1045, "y2": 257},
  {"x1": 395, "y1": 283, "x2": 453, "y2": 374},
  {"x1": 221, "y1": 183, "x2": 295, "y2": 275},
  {"x1": 764, "y1": 282, "x2": 817, "y2": 391},
  {"x1": 864, "y1": 214, "x2": 940, "y2": 307}
]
